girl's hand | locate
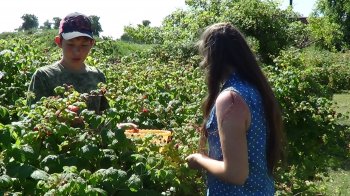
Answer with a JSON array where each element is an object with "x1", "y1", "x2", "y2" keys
[
  {"x1": 117, "y1": 122, "x2": 138, "y2": 129},
  {"x1": 185, "y1": 153, "x2": 204, "y2": 170}
]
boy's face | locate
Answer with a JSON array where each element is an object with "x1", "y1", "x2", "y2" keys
[{"x1": 55, "y1": 36, "x2": 95, "y2": 68}]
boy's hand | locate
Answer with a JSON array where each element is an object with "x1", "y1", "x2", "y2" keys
[{"x1": 117, "y1": 122, "x2": 138, "y2": 129}]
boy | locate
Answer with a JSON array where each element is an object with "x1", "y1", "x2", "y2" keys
[
  {"x1": 28, "y1": 12, "x2": 106, "y2": 104},
  {"x1": 28, "y1": 12, "x2": 138, "y2": 129}
]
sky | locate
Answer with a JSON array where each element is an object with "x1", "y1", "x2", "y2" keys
[{"x1": 1, "y1": 0, "x2": 317, "y2": 39}]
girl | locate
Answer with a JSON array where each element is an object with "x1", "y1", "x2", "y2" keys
[{"x1": 186, "y1": 23, "x2": 285, "y2": 195}]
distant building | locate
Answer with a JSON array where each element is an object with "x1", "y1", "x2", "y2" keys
[{"x1": 298, "y1": 17, "x2": 308, "y2": 24}]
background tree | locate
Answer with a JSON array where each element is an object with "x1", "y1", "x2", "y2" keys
[
  {"x1": 156, "y1": 0, "x2": 301, "y2": 63},
  {"x1": 41, "y1": 20, "x2": 52, "y2": 30},
  {"x1": 52, "y1": 17, "x2": 61, "y2": 29},
  {"x1": 306, "y1": 15, "x2": 343, "y2": 51},
  {"x1": 120, "y1": 33, "x2": 131, "y2": 42},
  {"x1": 142, "y1": 20, "x2": 151, "y2": 27},
  {"x1": 122, "y1": 23, "x2": 162, "y2": 44},
  {"x1": 88, "y1": 15, "x2": 103, "y2": 37},
  {"x1": 314, "y1": 0, "x2": 350, "y2": 49},
  {"x1": 19, "y1": 14, "x2": 39, "y2": 31}
]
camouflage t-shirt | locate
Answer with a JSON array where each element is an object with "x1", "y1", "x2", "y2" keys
[{"x1": 28, "y1": 62, "x2": 106, "y2": 103}]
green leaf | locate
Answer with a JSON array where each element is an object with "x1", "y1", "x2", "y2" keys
[
  {"x1": 80, "y1": 109, "x2": 95, "y2": 120},
  {"x1": 131, "y1": 154, "x2": 146, "y2": 162},
  {"x1": 127, "y1": 174, "x2": 142, "y2": 192},
  {"x1": 80, "y1": 144, "x2": 99, "y2": 159},
  {"x1": 0, "y1": 105, "x2": 9, "y2": 124},
  {"x1": 30, "y1": 169, "x2": 49, "y2": 180},
  {"x1": 22, "y1": 131, "x2": 40, "y2": 145},
  {"x1": 89, "y1": 115, "x2": 104, "y2": 129},
  {"x1": 115, "y1": 128, "x2": 127, "y2": 142},
  {"x1": 40, "y1": 155, "x2": 61, "y2": 173},
  {"x1": 101, "y1": 128, "x2": 115, "y2": 147},
  {"x1": 6, "y1": 162, "x2": 35, "y2": 179},
  {"x1": 54, "y1": 86, "x2": 65, "y2": 95},
  {"x1": 156, "y1": 169, "x2": 167, "y2": 181},
  {"x1": 79, "y1": 169, "x2": 92, "y2": 179},
  {"x1": 60, "y1": 156, "x2": 79, "y2": 168},
  {"x1": 6, "y1": 147, "x2": 23, "y2": 162},
  {"x1": 0, "y1": 175, "x2": 13, "y2": 190},
  {"x1": 56, "y1": 123, "x2": 71, "y2": 136},
  {"x1": 58, "y1": 140, "x2": 69, "y2": 152},
  {"x1": 89, "y1": 169, "x2": 104, "y2": 185},
  {"x1": 89, "y1": 167, "x2": 127, "y2": 189},
  {"x1": 0, "y1": 127, "x2": 12, "y2": 149},
  {"x1": 78, "y1": 132, "x2": 88, "y2": 142},
  {"x1": 21, "y1": 144, "x2": 37, "y2": 163},
  {"x1": 85, "y1": 186, "x2": 107, "y2": 195},
  {"x1": 63, "y1": 166, "x2": 78, "y2": 173},
  {"x1": 99, "y1": 149, "x2": 118, "y2": 168}
]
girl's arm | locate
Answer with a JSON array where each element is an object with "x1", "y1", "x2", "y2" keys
[{"x1": 186, "y1": 90, "x2": 251, "y2": 185}]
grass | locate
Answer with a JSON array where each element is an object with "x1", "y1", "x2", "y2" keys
[
  {"x1": 316, "y1": 92, "x2": 350, "y2": 195},
  {"x1": 333, "y1": 92, "x2": 350, "y2": 126},
  {"x1": 316, "y1": 169, "x2": 350, "y2": 195},
  {"x1": 114, "y1": 40, "x2": 152, "y2": 57}
]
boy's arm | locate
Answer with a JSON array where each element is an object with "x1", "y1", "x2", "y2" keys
[
  {"x1": 27, "y1": 71, "x2": 50, "y2": 105},
  {"x1": 98, "y1": 69, "x2": 107, "y2": 83}
]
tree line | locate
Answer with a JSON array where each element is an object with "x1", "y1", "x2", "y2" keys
[
  {"x1": 15, "y1": 0, "x2": 350, "y2": 48},
  {"x1": 18, "y1": 14, "x2": 103, "y2": 37}
]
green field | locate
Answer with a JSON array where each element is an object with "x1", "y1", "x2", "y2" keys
[
  {"x1": 319, "y1": 92, "x2": 350, "y2": 195},
  {"x1": 2, "y1": 0, "x2": 350, "y2": 193},
  {"x1": 333, "y1": 92, "x2": 350, "y2": 126},
  {"x1": 320, "y1": 169, "x2": 350, "y2": 195}
]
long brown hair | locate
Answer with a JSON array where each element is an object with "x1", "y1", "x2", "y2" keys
[{"x1": 198, "y1": 23, "x2": 285, "y2": 175}]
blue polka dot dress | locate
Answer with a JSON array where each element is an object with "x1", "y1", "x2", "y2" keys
[{"x1": 206, "y1": 73, "x2": 274, "y2": 195}]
